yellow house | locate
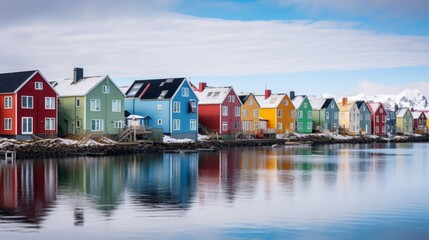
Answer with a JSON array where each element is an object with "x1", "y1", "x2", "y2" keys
[
  {"x1": 238, "y1": 93, "x2": 264, "y2": 133},
  {"x1": 255, "y1": 90, "x2": 295, "y2": 134},
  {"x1": 425, "y1": 112, "x2": 429, "y2": 130}
]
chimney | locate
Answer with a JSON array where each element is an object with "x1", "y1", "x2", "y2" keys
[
  {"x1": 394, "y1": 104, "x2": 398, "y2": 112},
  {"x1": 290, "y1": 91, "x2": 295, "y2": 100},
  {"x1": 411, "y1": 107, "x2": 414, "y2": 112},
  {"x1": 265, "y1": 89, "x2": 272, "y2": 99},
  {"x1": 342, "y1": 97, "x2": 347, "y2": 106},
  {"x1": 199, "y1": 82, "x2": 207, "y2": 92},
  {"x1": 73, "y1": 67, "x2": 84, "y2": 83}
]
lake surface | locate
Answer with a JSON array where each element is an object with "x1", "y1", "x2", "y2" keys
[{"x1": 0, "y1": 143, "x2": 428, "y2": 239}]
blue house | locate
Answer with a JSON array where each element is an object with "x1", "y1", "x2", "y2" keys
[{"x1": 124, "y1": 78, "x2": 198, "y2": 140}]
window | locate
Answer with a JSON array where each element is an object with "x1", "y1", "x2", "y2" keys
[
  {"x1": 249, "y1": 99, "x2": 253, "y2": 105},
  {"x1": 308, "y1": 111, "x2": 312, "y2": 118},
  {"x1": 213, "y1": 92, "x2": 220, "y2": 97},
  {"x1": 76, "y1": 98, "x2": 81, "y2": 107},
  {"x1": 307, "y1": 122, "x2": 312, "y2": 129},
  {"x1": 157, "y1": 104, "x2": 162, "y2": 110},
  {"x1": 298, "y1": 122, "x2": 303, "y2": 130},
  {"x1": 234, "y1": 121, "x2": 239, "y2": 129},
  {"x1": 382, "y1": 116, "x2": 386, "y2": 123},
  {"x1": 331, "y1": 103, "x2": 334, "y2": 109},
  {"x1": 102, "y1": 85, "x2": 110, "y2": 94},
  {"x1": 35, "y1": 82, "x2": 43, "y2": 90},
  {"x1": 173, "y1": 102, "x2": 180, "y2": 113},
  {"x1": 182, "y1": 87, "x2": 189, "y2": 97},
  {"x1": 376, "y1": 126, "x2": 379, "y2": 133},
  {"x1": 112, "y1": 100, "x2": 121, "y2": 112},
  {"x1": 22, "y1": 96, "x2": 33, "y2": 109},
  {"x1": 303, "y1": 103, "x2": 307, "y2": 108},
  {"x1": 90, "y1": 99, "x2": 100, "y2": 111},
  {"x1": 284, "y1": 100, "x2": 289, "y2": 106},
  {"x1": 254, "y1": 123, "x2": 259, "y2": 129},
  {"x1": 382, "y1": 126, "x2": 386, "y2": 133},
  {"x1": 76, "y1": 120, "x2": 81, "y2": 128},
  {"x1": 380, "y1": 108, "x2": 384, "y2": 113},
  {"x1": 4, "y1": 118, "x2": 12, "y2": 130},
  {"x1": 278, "y1": 109, "x2": 283, "y2": 118},
  {"x1": 127, "y1": 82, "x2": 143, "y2": 97},
  {"x1": 290, "y1": 123, "x2": 294, "y2": 130},
  {"x1": 243, "y1": 109, "x2": 248, "y2": 117},
  {"x1": 277, "y1": 123, "x2": 282, "y2": 130},
  {"x1": 232, "y1": 96, "x2": 235, "y2": 102},
  {"x1": 207, "y1": 92, "x2": 213, "y2": 97},
  {"x1": 376, "y1": 115, "x2": 379, "y2": 123},
  {"x1": 234, "y1": 107, "x2": 240, "y2": 117},
  {"x1": 326, "y1": 112, "x2": 329, "y2": 120},
  {"x1": 190, "y1": 119, "x2": 197, "y2": 130},
  {"x1": 114, "y1": 121, "x2": 123, "y2": 128},
  {"x1": 334, "y1": 112, "x2": 338, "y2": 119},
  {"x1": 22, "y1": 117, "x2": 33, "y2": 134},
  {"x1": 4, "y1": 97, "x2": 12, "y2": 109},
  {"x1": 158, "y1": 90, "x2": 168, "y2": 99},
  {"x1": 189, "y1": 101, "x2": 197, "y2": 113},
  {"x1": 270, "y1": 98, "x2": 277, "y2": 104},
  {"x1": 254, "y1": 109, "x2": 259, "y2": 118},
  {"x1": 45, "y1": 97, "x2": 55, "y2": 109},
  {"x1": 91, "y1": 119, "x2": 103, "y2": 131},
  {"x1": 157, "y1": 119, "x2": 162, "y2": 125},
  {"x1": 228, "y1": 96, "x2": 232, "y2": 102},
  {"x1": 222, "y1": 122, "x2": 228, "y2": 131},
  {"x1": 173, "y1": 119, "x2": 180, "y2": 130},
  {"x1": 222, "y1": 106, "x2": 228, "y2": 116},
  {"x1": 45, "y1": 118, "x2": 55, "y2": 130},
  {"x1": 290, "y1": 110, "x2": 294, "y2": 118},
  {"x1": 160, "y1": 82, "x2": 165, "y2": 87},
  {"x1": 298, "y1": 111, "x2": 303, "y2": 118}
]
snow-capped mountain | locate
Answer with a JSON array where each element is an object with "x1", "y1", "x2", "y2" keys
[{"x1": 348, "y1": 89, "x2": 429, "y2": 111}]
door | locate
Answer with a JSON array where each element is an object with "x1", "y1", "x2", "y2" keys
[{"x1": 22, "y1": 117, "x2": 33, "y2": 134}]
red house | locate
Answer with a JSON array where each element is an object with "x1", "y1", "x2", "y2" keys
[
  {"x1": 411, "y1": 111, "x2": 427, "y2": 133},
  {"x1": 193, "y1": 82, "x2": 241, "y2": 135},
  {"x1": 0, "y1": 70, "x2": 58, "y2": 138},
  {"x1": 367, "y1": 102, "x2": 387, "y2": 136}
]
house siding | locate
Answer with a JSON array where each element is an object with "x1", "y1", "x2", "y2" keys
[
  {"x1": 58, "y1": 96, "x2": 85, "y2": 136},
  {"x1": 358, "y1": 104, "x2": 371, "y2": 134},
  {"x1": 0, "y1": 94, "x2": 17, "y2": 135},
  {"x1": 295, "y1": 97, "x2": 312, "y2": 133},
  {"x1": 240, "y1": 94, "x2": 261, "y2": 132},
  {"x1": 125, "y1": 99, "x2": 170, "y2": 133},
  {"x1": 198, "y1": 104, "x2": 220, "y2": 133},
  {"x1": 220, "y1": 89, "x2": 241, "y2": 135},
  {"x1": 170, "y1": 81, "x2": 198, "y2": 140}
]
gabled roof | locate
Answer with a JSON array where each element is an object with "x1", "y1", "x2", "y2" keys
[
  {"x1": 367, "y1": 102, "x2": 382, "y2": 114},
  {"x1": 396, "y1": 108, "x2": 411, "y2": 118},
  {"x1": 254, "y1": 93, "x2": 286, "y2": 108},
  {"x1": 238, "y1": 93, "x2": 251, "y2": 105},
  {"x1": 424, "y1": 112, "x2": 429, "y2": 119},
  {"x1": 292, "y1": 95, "x2": 306, "y2": 109},
  {"x1": 0, "y1": 70, "x2": 37, "y2": 93},
  {"x1": 337, "y1": 101, "x2": 357, "y2": 112},
  {"x1": 55, "y1": 76, "x2": 106, "y2": 97},
  {"x1": 195, "y1": 86, "x2": 233, "y2": 105},
  {"x1": 412, "y1": 112, "x2": 423, "y2": 119},
  {"x1": 126, "y1": 78, "x2": 186, "y2": 100},
  {"x1": 309, "y1": 98, "x2": 337, "y2": 110}
]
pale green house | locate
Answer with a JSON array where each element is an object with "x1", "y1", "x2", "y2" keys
[{"x1": 53, "y1": 68, "x2": 125, "y2": 136}]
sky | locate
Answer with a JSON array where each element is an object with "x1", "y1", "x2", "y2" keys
[{"x1": 1, "y1": 0, "x2": 429, "y2": 97}]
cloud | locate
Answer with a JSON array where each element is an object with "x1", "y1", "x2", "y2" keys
[
  {"x1": 271, "y1": 0, "x2": 429, "y2": 20},
  {"x1": 1, "y1": 12, "x2": 429, "y2": 82},
  {"x1": 355, "y1": 80, "x2": 429, "y2": 96}
]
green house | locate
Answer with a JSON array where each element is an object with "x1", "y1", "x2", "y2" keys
[
  {"x1": 291, "y1": 94, "x2": 313, "y2": 133},
  {"x1": 54, "y1": 68, "x2": 125, "y2": 136}
]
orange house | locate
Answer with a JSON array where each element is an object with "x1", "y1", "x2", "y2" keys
[
  {"x1": 255, "y1": 90, "x2": 295, "y2": 134},
  {"x1": 238, "y1": 93, "x2": 265, "y2": 132}
]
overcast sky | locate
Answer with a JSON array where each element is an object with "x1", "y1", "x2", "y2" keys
[{"x1": 1, "y1": 0, "x2": 429, "y2": 97}]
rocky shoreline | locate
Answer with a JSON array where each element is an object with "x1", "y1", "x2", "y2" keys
[{"x1": 0, "y1": 133, "x2": 428, "y2": 159}]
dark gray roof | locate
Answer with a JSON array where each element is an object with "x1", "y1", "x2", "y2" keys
[
  {"x1": 126, "y1": 78, "x2": 185, "y2": 100},
  {"x1": 355, "y1": 100, "x2": 366, "y2": 108},
  {"x1": 322, "y1": 98, "x2": 335, "y2": 109},
  {"x1": 0, "y1": 70, "x2": 36, "y2": 93},
  {"x1": 238, "y1": 94, "x2": 250, "y2": 104}
]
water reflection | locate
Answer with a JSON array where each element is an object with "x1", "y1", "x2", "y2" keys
[
  {"x1": 0, "y1": 160, "x2": 57, "y2": 228},
  {"x1": 0, "y1": 143, "x2": 428, "y2": 239}
]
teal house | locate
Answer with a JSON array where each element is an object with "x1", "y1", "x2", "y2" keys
[
  {"x1": 309, "y1": 98, "x2": 339, "y2": 132},
  {"x1": 54, "y1": 68, "x2": 125, "y2": 136},
  {"x1": 355, "y1": 101, "x2": 371, "y2": 134},
  {"x1": 124, "y1": 78, "x2": 198, "y2": 140},
  {"x1": 290, "y1": 92, "x2": 312, "y2": 133}
]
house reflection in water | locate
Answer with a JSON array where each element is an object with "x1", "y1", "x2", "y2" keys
[
  {"x1": 0, "y1": 159, "x2": 57, "y2": 227},
  {"x1": 126, "y1": 153, "x2": 198, "y2": 210}
]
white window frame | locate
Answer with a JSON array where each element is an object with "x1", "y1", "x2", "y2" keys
[
  {"x1": 298, "y1": 122, "x2": 303, "y2": 130},
  {"x1": 278, "y1": 109, "x2": 283, "y2": 118},
  {"x1": 228, "y1": 96, "x2": 232, "y2": 102},
  {"x1": 112, "y1": 100, "x2": 121, "y2": 112},
  {"x1": 4, "y1": 118, "x2": 12, "y2": 130},
  {"x1": 90, "y1": 99, "x2": 101, "y2": 111},
  {"x1": 157, "y1": 119, "x2": 163, "y2": 125},
  {"x1": 307, "y1": 122, "x2": 312, "y2": 129},
  {"x1": 114, "y1": 121, "x2": 123, "y2": 128},
  {"x1": 254, "y1": 109, "x2": 259, "y2": 118},
  {"x1": 182, "y1": 87, "x2": 189, "y2": 97},
  {"x1": 45, "y1": 97, "x2": 55, "y2": 110},
  {"x1": 222, "y1": 106, "x2": 228, "y2": 116},
  {"x1": 45, "y1": 118, "x2": 55, "y2": 130},
  {"x1": 4, "y1": 96, "x2": 12, "y2": 109},
  {"x1": 22, "y1": 96, "x2": 33, "y2": 109},
  {"x1": 76, "y1": 98, "x2": 81, "y2": 107},
  {"x1": 173, "y1": 119, "x2": 180, "y2": 130},
  {"x1": 308, "y1": 111, "x2": 312, "y2": 118},
  {"x1": 231, "y1": 96, "x2": 235, "y2": 102},
  {"x1": 35, "y1": 82, "x2": 43, "y2": 90},
  {"x1": 243, "y1": 109, "x2": 248, "y2": 117},
  {"x1": 173, "y1": 102, "x2": 181, "y2": 113},
  {"x1": 222, "y1": 121, "x2": 228, "y2": 131},
  {"x1": 91, "y1": 119, "x2": 104, "y2": 131},
  {"x1": 157, "y1": 104, "x2": 162, "y2": 110},
  {"x1": 277, "y1": 123, "x2": 282, "y2": 130},
  {"x1": 22, "y1": 117, "x2": 33, "y2": 134},
  {"x1": 290, "y1": 123, "x2": 294, "y2": 130},
  {"x1": 234, "y1": 107, "x2": 241, "y2": 117},
  {"x1": 190, "y1": 119, "x2": 197, "y2": 131},
  {"x1": 102, "y1": 85, "x2": 110, "y2": 94}
]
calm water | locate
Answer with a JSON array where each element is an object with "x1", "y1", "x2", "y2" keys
[{"x1": 0, "y1": 143, "x2": 428, "y2": 239}]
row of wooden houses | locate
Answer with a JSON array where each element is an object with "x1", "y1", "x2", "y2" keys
[{"x1": 0, "y1": 69, "x2": 427, "y2": 140}]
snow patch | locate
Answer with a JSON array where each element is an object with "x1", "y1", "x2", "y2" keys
[{"x1": 163, "y1": 135, "x2": 194, "y2": 143}]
